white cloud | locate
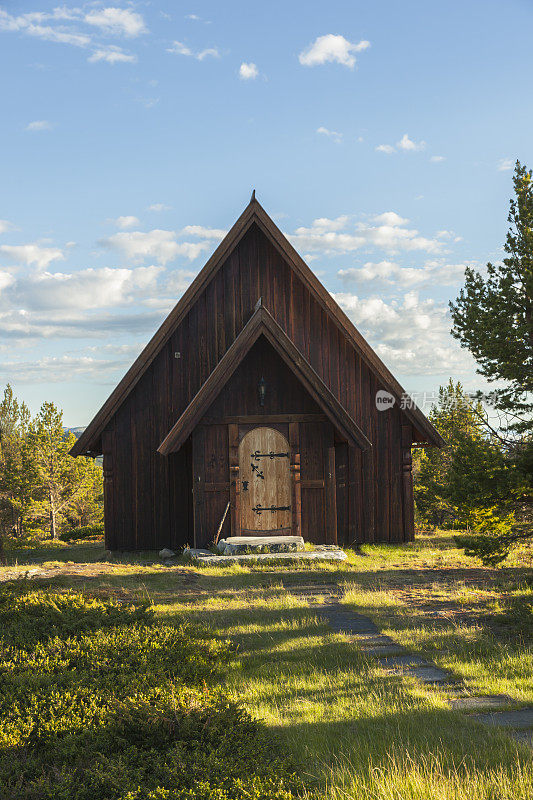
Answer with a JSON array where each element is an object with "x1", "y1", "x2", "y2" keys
[
  {"x1": 84, "y1": 8, "x2": 146, "y2": 37},
  {"x1": 0, "y1": 7, "x2": 145, "y2": 63},
  {"x1": 372, "y1": 212, "x2": 408, "y2": 227},
  {"x1": 167, "y1": 41, "x2": 219, "y2": 60},
  {"x1": 164, "y1": 269, "x2": 201, "y2": 295},
  {"x1": 338, "y1": 259, "x2": 467, "y2": 288},
  {"x1": 113, "y1": 215, "x2": 140, "y2": 229},
  {"x1": 0, "y1": 9, "x2": 91, "y2": 47},
  {"x1": 0, "y1": 271, "x2": 15, "y2": 292},
  {"x1": 168, "y1": 40, "x2": 192, "y2": 56},
  {"x1": 302, "y1": 216, "x2": 350, "y2": 233},
  {"x1": 0, "y1": 308, "x2": 164, "y2": 340},
  {"x1": 100, "y1": 229, "x2": 210, "y2": 264},
  {"x1": 333, "y1": 290, "x2": 474, "y2": 376},
  {"x1": 1, "y1": 354, "x2": 136, "y2": 383},
  {"x1": 239, "y1": 62, "x2": 258, "y2": 80},
  {"x1": 498, "y1": 158, "x2": 514, "y2": 172},
  {"x1": 148, "y1": 203, "x2": 171, "y2": 212},
  {"x1": 12, "y1": 265, "x2": 162, "y2": 310},
  {"x1": 26, "y1": 120, "x2": 53, "y2": 131},
  {"x1": 180, "y1": 225, "x2": 227, "y2": 240},
  {"x1": 0, "y1": 243, "x2": 64, "y2": 269},
  {"x1": 87, "y1": 342, "x2": 145, "y2": 356},
  {"x1": 299, "y1": 34, "x2": 370, "y2": 69},
  {"x1": 317, "y1": 126, "x2": 343, "y2": 143},
  {"x1": 0, "y1": 220, "x2": 13, "y2": 234},
  {"x1": 397, "y1": 133, "x2": 426, "y2": 152},
  {"x1": 288, "y1": 213, "x2": 442, "y2": 255},
  {"x1": 430, "y1": 155, "x2": 445, "y2": 162},
  {"x1": 88, "y1": 45, "x2": 136, "y2": 64},
  {"x1": 435, "y1": 230, "x2": 462, "y2": 242},
  {"x1": 377, "y1": 135, "x2": 426, "y2": 154},
  {"x1": 197, "y1": 47, "x2": 219, "y2": 60},
  {"x1": 376, "y1": 144, "x2": 395, "y2": 154}
]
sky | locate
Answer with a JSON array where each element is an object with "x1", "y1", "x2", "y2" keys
[{"x1": 0, "y1": 0, "x2": 531, "y2": 426}]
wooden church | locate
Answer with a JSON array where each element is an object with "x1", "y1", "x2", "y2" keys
[{"x1": 71, "y1": 195, "x2": 444, "y2": 551}]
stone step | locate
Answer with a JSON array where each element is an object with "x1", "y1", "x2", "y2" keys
[
  {"x1": 403, "y1": 665, "x2": 452, "y2": 684},
  {"x1": 449, "y1": 695, "x2": 514, "y2": 712},
  {"x1": 378, "y1": 654, "x2": 430, "y2": 668},
  {"x1": 217, "y1": 535, "x2": 304, "y2": 555},
  {"x1": 471, "y1": 708, "x2": 533, "y2": 730}
]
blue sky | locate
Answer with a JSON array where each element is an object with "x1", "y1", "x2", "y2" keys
[{"x1": 0, "y1": 0, "x2": 531, "y2": 425}]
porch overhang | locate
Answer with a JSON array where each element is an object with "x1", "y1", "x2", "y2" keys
[{"x1": 158, "y1": 302, "x2": 372, "y2": 455}]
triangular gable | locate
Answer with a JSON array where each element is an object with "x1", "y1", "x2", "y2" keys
[
  {"x1": 158, "y1": 303, "x2": 371, "y2": 455},
  {"x1": 71, "y1": 195, "x2": 443, "y2": 457}
]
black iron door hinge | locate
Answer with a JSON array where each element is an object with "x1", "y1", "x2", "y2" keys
[{"x1": 252, "y1": 504, "x2": 291, "y2": 515}]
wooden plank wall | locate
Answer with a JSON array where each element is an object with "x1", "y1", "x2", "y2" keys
[{"x1": 104, "y1": 222, "x2": 411, "y2": 550}]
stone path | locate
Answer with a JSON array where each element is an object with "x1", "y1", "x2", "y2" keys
[{"x1": 283, "y1": 580, "x2": 533, "y2": 747}]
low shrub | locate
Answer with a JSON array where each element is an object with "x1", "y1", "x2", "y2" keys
[
  {"x1": 0, "y1": 583, "x2": 301, "y2": 800},
  {"x1": 59, "y1": 523, "x2": 105, "y2": 541}
]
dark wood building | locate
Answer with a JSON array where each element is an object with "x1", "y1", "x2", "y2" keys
[{"x1": 71, "y1": 196, "x2": 444, "y2": 551}]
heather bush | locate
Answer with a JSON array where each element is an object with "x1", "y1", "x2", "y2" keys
[{"x1": 0, "y1": 583, "x2": 300, "y2": 800}]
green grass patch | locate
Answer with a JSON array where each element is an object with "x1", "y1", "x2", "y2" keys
[
  {"x1": 0, "y1": 582, "x2": 301, "y2": 800},
  {"x1": 3, "y1": 531, "x2": 533, "y2": 798}
]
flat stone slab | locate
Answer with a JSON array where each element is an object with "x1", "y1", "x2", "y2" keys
[
  {"x1": 327, "y1": 621, "x2": 380, "y2": 635},
  {"x1": 449, "y1": 695, "x2": 513, "y2": 712},
  {"x1": 378, "y1": 654, "x2": 431, "y2": 668},
  {"x1": 191, "y1": 549, "x2": 347, "y2": 565},
  {"x1": 404, "y1": 665, "x2": 452, "y2": 684},
  {"x1": 223, "y1": 536, "x2": 304, "y2": 545},
  {"x1": 471, "y1": 709, "x2": 533, "y2": 729},
  {"x1": 361, "y1": 646, "x2": 406, "y2": 657},
  {"x1": 217, "y1": 535, "x2": 305, "y2": 555},
  {"x1": 322, "y1": 607, "x2": 381, "y2": 633}
]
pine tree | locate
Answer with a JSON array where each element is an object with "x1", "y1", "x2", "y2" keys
[
  {"x1": 28, "y1": 402, "x2": 80, "y2": 539},
  {"x1": 65, "y1": 455, "x2": 103, "y2": 529},
  {"x1": 450, "y1": 160, "x2": 533, "y2": 433},
  {"x1": 0, "y1": 385, "x2": 35, "y2": 536},
  {"x1": 414, "y1": 380, "x2": 517, "y2": 527}
]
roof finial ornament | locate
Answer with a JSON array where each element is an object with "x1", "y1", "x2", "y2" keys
[{"x1": 250, "y1": 188, "x2": 256, "y2": 202}]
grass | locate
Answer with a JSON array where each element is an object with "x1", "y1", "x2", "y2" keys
[
  {"x1": 341, "y1": 532, "x2": 533, "y2": 703},
  {"x1": 2, "y1": 531, "x2": 533, "y2": 798},
  {"x1": 0, "y1": 582, "x2": 301, "y2": 800}
]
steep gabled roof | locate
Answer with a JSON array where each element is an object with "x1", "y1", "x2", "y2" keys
[
  {"x1": 71, "y1": 195, "x2": 444, "y2": 456},
  {"x1": 158, "y1": 303, "x2": 372, "y2": 455}
]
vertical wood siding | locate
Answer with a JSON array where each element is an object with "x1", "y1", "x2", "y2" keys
[{"x1": 104, "y1": 223, "x2": 412, "y2": 549}]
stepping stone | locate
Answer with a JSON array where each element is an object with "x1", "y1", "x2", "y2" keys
[
  {"x1": 450, "y1": 695, "x2": 513, "y2": 712},
  {"x1": 378, "y1": 654, "x2": 430, "y2": 668},
  {"x1": 327, "y1": 620, "x2": 380, "y2": 635},
  {"x1": 362, "y1": 646, "x2": 406, "y2": 657},
  {"x1": 508, "y1": 729, "x2": 533, "y2": 747},
  {"x1": 356, "y1": 635, "x2": 406, "y2": 657},
  {"x1": 322, "y1": 610, "x2": 380, "y2": 635},
  {"x1": 405, "y1": 665, "x2": 452, "y2": 684},
  {"x1": 471, "y1": 708, "x2": 533, "y2": 729}
]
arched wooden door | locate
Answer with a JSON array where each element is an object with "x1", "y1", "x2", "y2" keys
[{"x1": 239, "y1": 427, "x2": 292, "y2": 534}]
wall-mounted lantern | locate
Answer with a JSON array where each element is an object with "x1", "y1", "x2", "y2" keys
[{"x1": 258, "y1": 376, "x2": 266, "y2": 407}]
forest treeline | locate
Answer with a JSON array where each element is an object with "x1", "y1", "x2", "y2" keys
[{"x1": 0, "y1": 385, "x2": 103, "y2": 542}]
